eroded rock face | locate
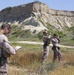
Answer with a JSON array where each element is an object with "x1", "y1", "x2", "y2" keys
[{"x1": 0, "y1": 1, "x2": 74, "y2": 33}]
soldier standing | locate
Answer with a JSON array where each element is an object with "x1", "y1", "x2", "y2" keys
[
  {"x1": 0, "y1": 24, "x2": 16, "y2": 75},
  {"x1": 42, "y1": 30, "x2": 51, "y2": 64},
  {"x1": 51, "y1": 34, "x2": 62, "y2": 62}
]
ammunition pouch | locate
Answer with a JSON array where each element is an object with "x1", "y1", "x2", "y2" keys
[{"x1": 0, "y1": 57, "x2": 6, "y2": 66}]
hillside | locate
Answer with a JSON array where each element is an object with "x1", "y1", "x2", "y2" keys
[{"x1": 0, "y1": 1, "x2": 74, "y2": 33}]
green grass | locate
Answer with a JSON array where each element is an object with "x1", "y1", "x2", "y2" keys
[{"x1": 11, "y1": 43, "x2": 43, "y2": 51}]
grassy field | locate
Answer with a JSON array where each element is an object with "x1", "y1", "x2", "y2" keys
[
  {"x1": 8, "y1": 43, "x2": 74, "y2": 75},
  {"x1": 8, "y1": 25, "x2": 74, "y2": 75}
]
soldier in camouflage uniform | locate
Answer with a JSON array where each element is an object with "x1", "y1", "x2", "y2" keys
[
  {"x1": 42, "y1": 30, "x2": 51, "y2": 64},
  {"x1": 0, "y1": 24, "x2": 16, "y2": 75},
  {"x1": 51, "y1": 34, "x2": 62, "y2": 62}
]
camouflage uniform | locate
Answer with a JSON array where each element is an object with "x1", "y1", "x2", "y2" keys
[
  {"x1": 42, "y1": 35, "x2": 51, "y2": 63},
  {"x1": 51, "y1": 37, "x2": 62, "y2": 62},
  {"x1": 0, "y1": 33, "x2": 16, "y2": 75}
]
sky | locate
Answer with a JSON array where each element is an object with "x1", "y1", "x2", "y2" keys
[{"x1": 0, "y1": 0, "x2": 74, "y2": 11}]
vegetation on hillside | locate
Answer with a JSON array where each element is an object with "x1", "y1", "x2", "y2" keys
[{"x1": 8, "y1": 24, "x2": 74, "y2": 46}]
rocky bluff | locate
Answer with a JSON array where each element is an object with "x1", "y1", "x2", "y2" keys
[{"x1": 0, "y1": 1, "x2": 74, "y2": 33}]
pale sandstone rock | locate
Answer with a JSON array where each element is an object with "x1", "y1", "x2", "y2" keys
[{"x1": 0, "y1": 1, "x2": 74, "y2": 33}]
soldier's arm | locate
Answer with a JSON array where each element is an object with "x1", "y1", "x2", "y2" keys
[
  {"x1": 2, "y1": 41, "x2": 16, "y2": 55},
  {"x1": 52, "y1": 39, "x2": 56, "y2": 43}
]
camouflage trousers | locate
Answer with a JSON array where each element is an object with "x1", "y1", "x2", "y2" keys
[
  {"x1": 52, "y1": 46, "x2": 62, "y2": 62},
  {"x1": 42, "y1": 45, "x2": 49, "y2": 63}
]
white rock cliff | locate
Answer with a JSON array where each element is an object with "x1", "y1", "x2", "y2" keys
[{"x1": 0, "y1": 1, "x2": 74, "y2": 33}]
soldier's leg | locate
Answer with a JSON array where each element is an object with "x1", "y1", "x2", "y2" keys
[
  {"x1": 53, "y1": 46, "x2": 58, "y2": 62},
  {"x1": 58, "y1": 50, "x2": 62, "y2": 61},
  {"x1": 45, "y1": 46, "x2": 49, "y2": 58},
  {"x1": 42, "y1": 45, "x2": 49, "y2": 63},
  {"x1": 53, "y1": 50, "x2": 58, "y2": 62}
]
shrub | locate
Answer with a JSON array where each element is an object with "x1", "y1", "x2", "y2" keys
[
  {"x1": 37, "y1": 31, "x2": 43, "y2": 40},
  {"x1": 52, "y1": 31, "x2": 65, "y2": 38}
]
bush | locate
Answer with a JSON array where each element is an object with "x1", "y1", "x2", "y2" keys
[
  {"x1": 37, "y1": 31, "x2": 43, "y2": 40},
  {"x1": 52, "y1": 31, "x2": 65, "y2": 38}
]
